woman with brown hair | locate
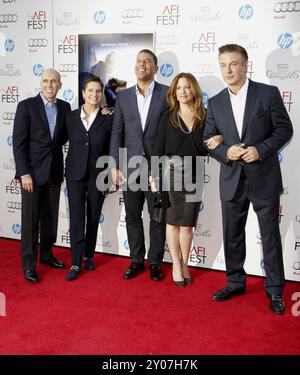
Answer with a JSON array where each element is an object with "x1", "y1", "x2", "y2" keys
[{"x1": 150, "y1": 72, "x2": 221, "y2": 287}]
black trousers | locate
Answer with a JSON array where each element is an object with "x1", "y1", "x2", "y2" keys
[
  {"x1": 67, "y1": 173, "x2": 105, "y2": 267},
  {"x1": 21, "y1": 179, "x2": 61, "y2": 273},
  {"x1": 123, "y1": 187, "x2": 166, "y2": 264},
  {"x1": 221, "y1": 172, "x2": 285, "y2": 294}
]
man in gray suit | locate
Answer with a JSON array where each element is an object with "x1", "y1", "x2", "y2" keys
[
  {"x1": 204, "y1": 44, "x2": 293, "y2": 314},
  {"x1": 110, "y1": 49, "x2": 168, "y2": 281}
]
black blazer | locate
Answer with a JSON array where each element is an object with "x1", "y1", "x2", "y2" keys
[
  {"x1": 65, "y1": 108, "x2": 112, "y2": 181},
  {"x1": 109, "y1": 81, "x2": 169, "y2": 175},
  {"x1": 13, "y1": 94, "x2": 71, "y2": 185},
  {"x1": 204, "y1": 80, "x2": 293, "y2": 201}
]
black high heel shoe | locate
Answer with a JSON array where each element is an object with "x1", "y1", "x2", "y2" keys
[
  {"x1": 184, "y1": 277, "x2": 192, "y2": 285},
  {"x1": 173, "y1": 280, "x2": 185, "y2": 288}
]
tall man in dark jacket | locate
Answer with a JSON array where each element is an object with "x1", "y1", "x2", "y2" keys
[
  {"x1": 110, "y1": 49, "x2": 169, "y2": 281},
  {"x1": 13, "y1": 68, "x2": 71, "y2": 283},
  {"x1": 204, "y1": 44, "x2": 293, "y2": 314}
]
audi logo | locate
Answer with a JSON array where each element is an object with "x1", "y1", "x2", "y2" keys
[
  {"x1": 7, "y1": 201, "x2": 21, "y2": 210},
  {"x1": 121, "y1": 9, "x2": 144, "y2": 18},
  {"x1": 58, "y1": 64, "x2": 77, "y2": 73},
  {"x1": 2, "y1": 112, "x2": 15, "y2": 121},
  {"x1": 28, "y1": 38, "x2": 48, "y2": 47},
  {"x1": 157, "y1": 35, "x2": 180, "y2": 45},
  {"x1": 0, "y1": 14, "x2": 18, "y2": 23},
  {"x1": 274, "y1": 1, "x2": 300, "y2": 12}
]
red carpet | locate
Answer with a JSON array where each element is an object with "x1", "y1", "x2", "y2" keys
[{"x1": 0, "y1": 238, "x2": 299, "y2": 355}]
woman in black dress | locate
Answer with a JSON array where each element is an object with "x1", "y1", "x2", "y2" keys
[{"x1": 150, "y1": 73, "x2": 221, "y2": 287}]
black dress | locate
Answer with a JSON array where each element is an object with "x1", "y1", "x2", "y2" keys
[{"x1": 152, "y1": 111, "x2": 207, "y2": 227}]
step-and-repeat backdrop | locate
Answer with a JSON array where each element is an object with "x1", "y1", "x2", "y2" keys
[{"x1": 1, "y1": 0, "x2": 299, "y2": 281}]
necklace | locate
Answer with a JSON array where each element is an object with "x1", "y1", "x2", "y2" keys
[{"x1": 177, "y1": 113, "x2": 192, "y2": 134}]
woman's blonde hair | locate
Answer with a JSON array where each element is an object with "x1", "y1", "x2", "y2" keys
[{"x1": 167, "y1": 72, "x2": 206, "y2": 130}]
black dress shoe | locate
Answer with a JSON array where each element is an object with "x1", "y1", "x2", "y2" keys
[
  {"x1": 267, "y1": 293, "x2": 285, "y2": 314},
  {"x1": 84, "y1": 258, "x2": 95, "y2": 271},
  {"x1": 66, "y1": 265, "x2": 82, "y2": 281},
  {"x1": 40, "y1": 258, "x2": 66, "y2": 269},
  {"x1": 212, "y1": 286, "x2": 246, "y2": 301},
  {"x1": 123, "y1": 262, "x2": 145, "y2": 279},
  {"x1": 150, "y1": 264, "x2": 163, "y2": 281},
  {"x1": 24, "y1": 270, "x2": 39, "y2": 283}
]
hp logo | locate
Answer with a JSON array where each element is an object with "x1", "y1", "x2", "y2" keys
[
  {"x1": 7, "y1": 135, "x2": 13, "y2": 146},
  {"x1": 277, "y1": 32, "x2": 293, "y2": 49},
  {"x1": 202, "y1": 92, "x2": 209, "y2": 108},
  {"x1": 94, "y1": 10, "x2": 105, "y2": 24},
  {"x1": 239, "y1": 4, "x2": 254, "y2": 20},
  {"x1": 99, "y1": 214, "x2": 104, "y2": 224},
  {"x1": 160, "y1": 63, "x2": 174, "y2": 78},
  {"x1": 33, "y1": 64, "x2": 44, "y2": 77},
  {"x1": 63, "y1": 89, "x2": 74, "y2": 102},
  {"x1": 12, "y1": 224, "x2": 21, "y2": 234},
  {"x1": 4, "y1": 39, "x2": 14, "y2": 52}
]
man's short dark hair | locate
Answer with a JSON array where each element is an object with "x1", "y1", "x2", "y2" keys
[
  {"x1": 137, "y1": 49, "x2": 158, "y2": 66},
  {"x1": 219, "y1": 44, "x2": 248, "y2": 61}
]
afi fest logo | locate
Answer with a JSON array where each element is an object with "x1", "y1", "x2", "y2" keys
[
  {"x1": 57, "y1": 35, "x2": 77, "y2": 54},
  {"x1": 192, "y1": 32, "x2": 217, "y2": 53},
  {"x1": 156, "y1": 4, "x2": 180, "y2": 25},
  {"x1": 282, "y1": 91, "x2": 293, "y2": 111},
  {"x1": 28, "y1": 10, "x2": 47, "y2": 29},
  {"x1": 1, "y1": 85, "x2": 19, "y2": 103}
]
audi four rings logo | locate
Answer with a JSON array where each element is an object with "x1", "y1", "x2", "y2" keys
[
  {"x1": 7, "y1": 202, "x2": 21, "y2": 209},
  {"x1": 274, "y1": 1, "x2": 300, "y2": 12},
  {"x1": 2, "y1": 112, "x2": 15, "y2": 121},
  {"x1": 28, "y1": 39, "x2": 48, "y2": 47},
  {"x1": 0, "y1": 14, "x2": 18, "y2": 23},
  {"x1": 122, "y1": 9, "x2": 144, "y2": 18},
  {"x1": 58, "y1": 64, "x2": 77, "y2": 72},
  {"x1": 157, "y1": 35, "x2": 179, "y2": 45}
]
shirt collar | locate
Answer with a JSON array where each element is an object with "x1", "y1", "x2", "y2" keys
[
  {"x1": 135, "y1": 80, "x2": 155, "y2": 96},
  {"x1": 40, "y1": 93, "x2": 57, "y2": 106},
  {"x1": 228, "y1": 78, "x2": 249, "y2": 98}
]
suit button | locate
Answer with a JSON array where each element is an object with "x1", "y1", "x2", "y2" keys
[
  {"x1": 86, "y1": 133, "x2": 88, "y2": 136},
  {"x1": 85, "y1": 142, "x2": 88, "y2": 146}
]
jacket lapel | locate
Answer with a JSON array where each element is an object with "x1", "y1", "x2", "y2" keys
[
  {"x1": 144, "y1": 82, "x2": 160, "y2": 133},
  {"x1": 129, "y1": 86, "x2": 143, "y2": 134},
  {"x1": 241, "y1": 80, "x2": 257, "y2": 140},
  {"x1": 220, "y1": 90, "x2": 241, "y2": 142}
]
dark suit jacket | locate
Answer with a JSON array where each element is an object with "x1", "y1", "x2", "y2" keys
[
  {"x1": 204, "y1": 80, "x2": 293, "y2": 201},
  {"x1": 109, "y1": 81, "x2": 169, "y2": 176},
  {"x1": 65, "y1": 108, "x2": 112, "y2": 181},
  {"x1": 13, "y1": 93, "x2": 71, "y2": 185}
]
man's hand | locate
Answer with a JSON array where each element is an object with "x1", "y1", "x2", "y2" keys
[
  {"x1": 149, "y1": 176, "x2": 158, "y2": 193},
  {"x1": 21, "y1": 175, "x2": 33, "y2": 193},
  {"x1": 111, "y1": 168, "x2": 126, "y2": 187},
  {"x1": 226, "y1": 144, "x2": 248, "y2": 161},
  {"x1": 240, "y1": 146, "x2": 260, "y2": 163}
]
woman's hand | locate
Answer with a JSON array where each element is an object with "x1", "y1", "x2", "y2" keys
[{"x1": 204, "y1": 135, "x2": 223, "y2": 150}]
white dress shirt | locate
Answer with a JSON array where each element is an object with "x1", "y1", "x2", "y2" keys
[
  {"x1": 80, "y1": 106, "x2": 99, "y2": 131},
  {"x1": 136, "y1": 81, "x2": 155, "y2": 131},
  {"x1": 228, "y1": 78, "x2": 249, "y2": 139}
]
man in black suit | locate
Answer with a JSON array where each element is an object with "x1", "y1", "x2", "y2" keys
[
  {"x1": 13, "y1": 68, "x2": 71, "y2": 283},
  {"x1": 110, "y1": 49, "x2": 169, "y2": 281},
  {"x1": 204, "y1": 44, "x2": 293, "y2": 314}
]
